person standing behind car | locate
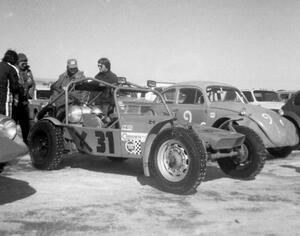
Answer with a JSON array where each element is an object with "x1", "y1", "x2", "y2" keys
[
  {"x1": 93, "y1": 58, "x2": 118, "y2": 115},
  {"x1": 50, "y1": 59, "x2": 88, "y2": 107},
  {"x1": 95, "y1": 57, "x2": 118, "y2": 84},
  {"x1": 12, "y1": 53, "x2": 35, "y2": 144},
  {"x1": 0, "y1": 49, "x2": 20, "y2": 116}
]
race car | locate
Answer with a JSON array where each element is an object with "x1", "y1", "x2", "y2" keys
[
  {"x1": 28, "y1": 77, "x2": 265, "y2": 194},
  {"x1": 0, "y1": 114, "x2": 28, "y2": 173},
  {"x1": 153, "y1": 80, "x2": 299, "y2": 158}
]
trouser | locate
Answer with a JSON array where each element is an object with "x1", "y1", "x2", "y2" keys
[{"x1": 12, "y1": 104, "x2": 30, "y2": 145}]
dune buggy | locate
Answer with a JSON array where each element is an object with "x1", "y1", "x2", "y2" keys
[{"x1": 28, "y1": 77, "x2": 265, "y2": 194}]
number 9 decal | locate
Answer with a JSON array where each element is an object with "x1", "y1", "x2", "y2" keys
[
  {"x1": 183, "y1": 110, "x2": 192, "y2": 123},
  {"x1": 262, "y1": 113, "x2": 272, "y2": 125}
]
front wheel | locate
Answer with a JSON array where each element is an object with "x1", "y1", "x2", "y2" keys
[
  {"x1": 149, "y1": 127, "x2": 207, "y2": 194},
  {"x1": 218, "y1": 125, "x2": 266, "y2": 179},
  {"x1": 267, "y1": 147, "x2": 293, "y2": 158},
  {"x1": 28, "y1": 120, "x2": 64, "y2": 170}
]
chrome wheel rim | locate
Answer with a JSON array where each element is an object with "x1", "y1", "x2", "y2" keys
[{"x1": 157, "y1": 139, "x2": 190, "y2": 182}]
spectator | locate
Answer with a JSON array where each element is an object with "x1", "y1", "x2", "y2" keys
[
  {"x1": 50, "y1": 59, "x2": 88, "y2": 107},
  {"x1": 0, "y1": 49, "x2": 20, "y2": 116},
  {"x1": 95, "y1": 58, "x2": 117, "y2": 84},
  {"x1": 11, "y1": 53, "x2": 35, "y2": 144}
]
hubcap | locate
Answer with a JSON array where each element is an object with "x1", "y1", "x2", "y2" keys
[{"x1": 157, "y1": 139, "x2": 189, "y2": 182}]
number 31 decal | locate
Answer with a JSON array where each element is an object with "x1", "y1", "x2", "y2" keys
[
  {"x1": 183, "y1": 110, "x2": 192, "y2": 123},
  {"x1": 95, "y1": 131, "x2": 115, "y2": 154}
]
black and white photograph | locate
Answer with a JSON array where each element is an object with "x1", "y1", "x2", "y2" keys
[{"x1": 0, "y1": 0, "x2": 299, "y2": 235}]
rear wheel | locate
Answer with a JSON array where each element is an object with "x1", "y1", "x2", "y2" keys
[
  {"x1": 149, "y1": 127, "x2": 207, "y2": 194},
  {"x1": 28, "y1": 120, "x2": 64, "y2": 170},
  {"x1": 267, "y1": 147, "x2": 293, "y2": 158},
  {"x1": 218, "y1": 125, "x2": 266, "y2": 179}
]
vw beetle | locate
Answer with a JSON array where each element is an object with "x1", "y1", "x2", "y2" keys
[
  {"x1": 154, "y1": 81, "x2": 299, "y2": 158},
  {"x1": 28, "y1": 77, "x2": 265, "y2": 194}
]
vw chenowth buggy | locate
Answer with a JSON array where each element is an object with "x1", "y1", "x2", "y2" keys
[{"x1": 28, "y1": 77, "x2": 265, "y2": 194}]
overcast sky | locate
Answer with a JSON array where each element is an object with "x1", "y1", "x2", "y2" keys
[{"x1": 0, "y1": 0, "x2": 299, "y2": 90}]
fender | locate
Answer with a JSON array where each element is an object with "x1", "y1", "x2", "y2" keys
[
  {"x1": 283, "y1": 111, "x2": 300, "y2": 129},
  {"x1": 40, "y1": 117, "x2": 63, "y2": 126},
  {"x1": 142, "y1": 118, "x2": 175, "y2": 177}
]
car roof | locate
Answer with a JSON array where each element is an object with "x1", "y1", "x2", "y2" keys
[{"x1": 165, "y1": 81, "x2": 238, "y2": 89}]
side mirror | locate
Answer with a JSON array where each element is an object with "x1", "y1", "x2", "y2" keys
[{"x1": 147, "y1": 80, "x2": 156, "y2": 88}]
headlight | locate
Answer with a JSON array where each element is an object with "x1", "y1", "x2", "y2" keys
[
  {"x1": 68, "y1": 105, "x2": 83, "y2": 123},
  {"x1": 278, "y1": 109, "x2": 284, "y2": 116},
  {"x1": 0, "y1": 116, "x2": 17, "y2": 139}
]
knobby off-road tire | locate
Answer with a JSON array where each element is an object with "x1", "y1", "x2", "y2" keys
[
  {"x1": 267, "y1": 147, "x2": 293, "y2": 158},
  {"x1": 218, "y1": 125, "x2": 266, "y2": 179},
  {"x1": 28, "y1": 120, "x2": 64, "y2": 170},
  {"x1": 149, "y1": 127, "x2": 207, "y2": 195}
]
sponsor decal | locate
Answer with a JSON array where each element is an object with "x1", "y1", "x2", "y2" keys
[
  {"x1": 125, "y1": 140, "x2": 142, "y2": 155},
  {"x1": 121, "y1": 132, "x2": 147, "y2": 142},
  {"x1": 121, "y1": 124, "x2": 133, "y2": 131}
]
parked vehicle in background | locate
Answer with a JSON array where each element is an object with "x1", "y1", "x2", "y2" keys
[
  {"x1": 28, "y1": 80, "x2": 52, "y2": 124},
  {"x1": 28, "y1": 77, "x2": 265, "y2": 194},
  {"x1": 281, "y1": 90, "x2": 300, "y2": 150},
  {"x1": 242, "y1": 89, "x2": 284, "y2": 113},
  {"x1": 277, "y1": 90, "x2": 297, "y2": 103},
  {"x1": 147, "y1": 80, "x2": 175, "y2": 93},
  {"x1": 0, "y1": 114, "x2": 28, "y2": 173},
  {"x1": 153, "y1": 81, "x2": 298, "y2": 158}
]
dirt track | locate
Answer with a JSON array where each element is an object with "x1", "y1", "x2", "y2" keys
[{"x1": 0, "y1": 151, "x2": 300, "y2": 236}]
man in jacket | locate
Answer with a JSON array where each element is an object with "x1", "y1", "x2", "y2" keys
[
  {"x1": 0, "y1": 49, "x2": 20, "y2": 116},
  {"x1": 50, "y1": 59, "x2": 88, "y2": 108},
  {"x1": 11, "y1": 53, "x2": 35, "y2": 144}
]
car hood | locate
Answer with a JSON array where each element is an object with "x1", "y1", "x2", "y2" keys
[
  {"x1": 249, "y1": 101, "x2": 284, "y2": 110},
  {"x1": 209, "y1": 102, "x2": 298, "y2": 147}
]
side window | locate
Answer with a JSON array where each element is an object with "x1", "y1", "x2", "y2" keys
[
  {"x1": 178, "y1": 88, "x2": 197, "y2": 104},
  {"x1": 162, "y1": 89, "x2": 176, "y2": 104},
  {"x1": 294, "y1": 93, "x2": 300, "y2": 106},
  {"x1": 196, "y1": 89, "x2": 204, "y2": 104},
  {"x1": 243, "y1": 91, "x2": 254, "y2": 102}
]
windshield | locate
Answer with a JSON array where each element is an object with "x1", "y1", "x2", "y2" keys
[
  {"x1": 253, "y1": 90, "x2": 281, "y2": 102},
  {"x1": 116, "y1": 88, "x2": 171, "y2": 116},
  {"x1": 206, "y1": 86, "x2": 247, "y2": 103}
]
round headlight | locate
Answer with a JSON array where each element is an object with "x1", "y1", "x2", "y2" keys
[
  {"x1": 68, "y1": 105, "x2": 83, "y2": 123},
  {"x1": 0, "y1": 117, "x2": 17, "y2": 139},
  {"x1": 278, "y1": 109, "x2": 284, "y2": 116}
]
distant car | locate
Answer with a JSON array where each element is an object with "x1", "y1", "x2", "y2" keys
[
  {"x1": 155, "y1": 81, "x2": 298, "y2": 158},
  {"x1": 28, "y1": 81, "x2": 52, "y2": 124},
  {"x1": 27, "y1": 77, "x2": 266, "y2": 194},
  {"x1": 282, "y1": 90, "x2": 300, "y2": 150},
  {"x1": 0, "y1": 114, "x2": 28, "y2": 173},
  {"x1": 277, "y1": 90, "x2": 297, "y2": 103},
  {"x1": 242, "y1": 89, "x2": 284, "y2": 113}
]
